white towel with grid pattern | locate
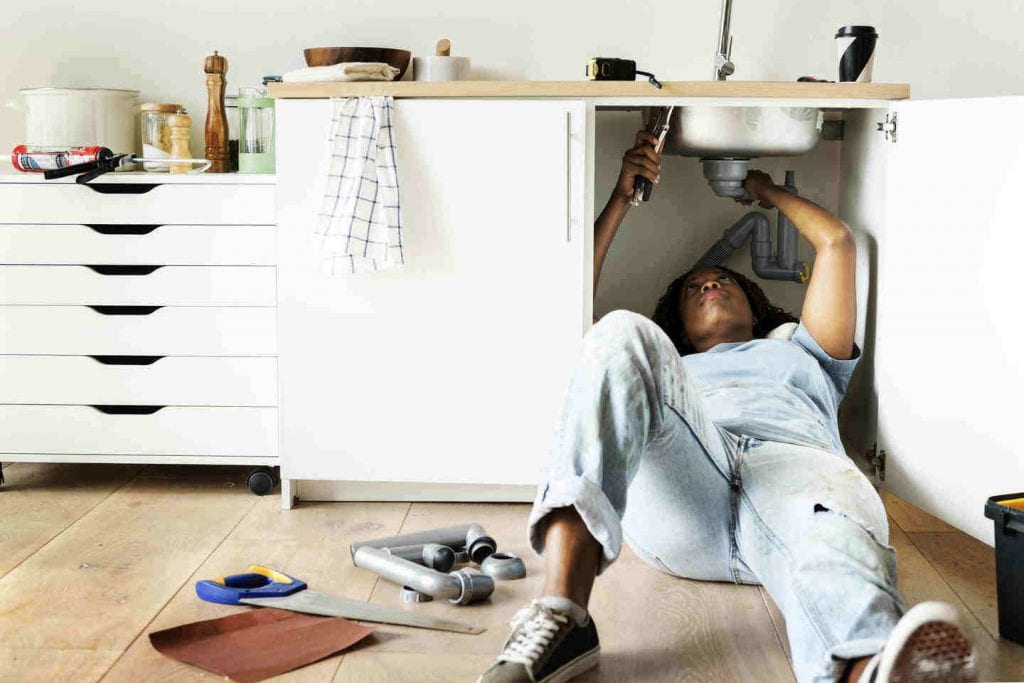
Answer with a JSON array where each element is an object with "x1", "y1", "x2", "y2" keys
[{"x1": 314, "y1": 96, "x2": 404, "y2": 274}]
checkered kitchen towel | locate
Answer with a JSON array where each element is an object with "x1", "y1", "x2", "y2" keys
[{"x1": 314, "y1": 97, "x2": 404, "y2": 274}]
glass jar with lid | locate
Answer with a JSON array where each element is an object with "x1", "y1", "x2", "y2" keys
[{"x1": 140, "y1": 103, "x2": 184, "y2": 171}]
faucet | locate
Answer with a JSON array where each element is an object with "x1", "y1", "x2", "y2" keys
[{"x1": 713, "y1": 0, "x2": 735, "y2": 80}]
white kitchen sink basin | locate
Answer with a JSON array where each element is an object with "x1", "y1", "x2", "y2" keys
[{"x1": 648, "y1": 106, "x2": 823, "y2": 158}]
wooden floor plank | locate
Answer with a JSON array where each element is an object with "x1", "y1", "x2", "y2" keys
[
  {"x1": 338, "y1": 502, "x2": 794, "y2": 683},
  {"x1": 0, "y1": 466, "x2": 257, "y2": 652},
  {"x1": 881, "y1": 491, "x2": 957, "y2": 533},
  {"x1": 103, "y1": 497, "x2": 410, "y2": 683},
  {"x1": 0, "y1": 648, "x2": 121, "y2": 682},
  {"x1": 335, "y1": 652, "x2": 495, "y2": 682},
  {"x1": 758, "y1": 586, "x2": 792, "y2": 661},
  {"x1": 889, "y1": 522, "x2": 1024, "y2": 681},
  {"x1": 907, "y1": 530, "x2": 1002, "y2": 641},
  {"x1": 0, "y1": 463, "x2": 141, "y2": 578}
]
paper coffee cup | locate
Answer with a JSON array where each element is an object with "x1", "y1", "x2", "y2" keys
[
  {"x1": 835, "y1": 25, "x2": 878, "y2": 82},
  {"x1": 412, "y1": 56, "x2": 469, "y2": 82}
]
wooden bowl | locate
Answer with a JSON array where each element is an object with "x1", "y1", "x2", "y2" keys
[{"x1": 303, "y1": 47, "x2": 412, "y2": 80}]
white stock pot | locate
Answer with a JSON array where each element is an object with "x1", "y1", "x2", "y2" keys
[{"x1": 9, "y1": 87, "x2": 139, "y2": 154}]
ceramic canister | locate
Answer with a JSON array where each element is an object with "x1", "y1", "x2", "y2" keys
[{"x1": 412, "y1": 56, "x2": 470, "y2": 82}]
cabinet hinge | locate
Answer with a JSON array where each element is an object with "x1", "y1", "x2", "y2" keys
[
  {"x1": 876, "y1": 113, "x2": 897, "y2": 142},
  {"x1": 866, "y1": 442, "x2": 887, "y2": 481}
]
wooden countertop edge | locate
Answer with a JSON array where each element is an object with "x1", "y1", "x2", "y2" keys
[{"x1": 269, "y1": 80, "x2": 910, "y2": 100}]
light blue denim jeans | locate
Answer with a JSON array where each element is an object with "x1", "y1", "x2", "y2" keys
[{"x1": 528, "y1": 311, "x2": 903, "y2": 683}]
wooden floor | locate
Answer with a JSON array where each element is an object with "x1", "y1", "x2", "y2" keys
[{"x1": 1, "y1": 462, "x2": 1022, "y2": 682}]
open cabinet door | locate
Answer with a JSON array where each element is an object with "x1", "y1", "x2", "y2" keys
[{"x1": 876, "y1": 97, "x2": 1024, "y2": 544}]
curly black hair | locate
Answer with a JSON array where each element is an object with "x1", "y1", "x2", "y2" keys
[{"x1": 652, "y1": 265, "x2": 798, "y2": 356}]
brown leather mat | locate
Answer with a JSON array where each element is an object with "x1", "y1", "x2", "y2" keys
[{"x1": 149, "y1": 607, "x2": 375, "y2": 682}]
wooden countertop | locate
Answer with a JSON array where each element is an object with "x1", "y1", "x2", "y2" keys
[{"x1": 269, "y1": 80, "x2": 910, "y2": 101}]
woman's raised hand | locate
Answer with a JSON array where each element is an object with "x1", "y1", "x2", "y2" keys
[
  {"x1": 737, "y1": 169, "x2": 777, "y2": 209},
  {"x1": 613, "y1": 130, "x2": 662, "y2": 203}
]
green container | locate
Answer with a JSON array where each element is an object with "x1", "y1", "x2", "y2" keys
[{"x1": 238, "y1": 95, "x2": 275, "y2": 174}]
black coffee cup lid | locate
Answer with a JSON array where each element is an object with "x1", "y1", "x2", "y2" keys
[{"x1": 835, "y1": 25, "x2": 878, "y2": 38}]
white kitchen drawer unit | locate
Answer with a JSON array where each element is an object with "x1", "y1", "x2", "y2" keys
[
  {"x1": 0, "y1": 224, "x2": 275, "y2": 266},
  {"x1": 0, "y1": 183, "x2": 274, "y2": 225},
  {"x1": 0, "y1": 306, "x2": 276, "y2": 355},
  {"x1": 0, "y1": 265, "x2": 275, "y2": 305},
  {"x1": 0, "y1": 356, "x2": 277, "y2": 406},
  {"x1": 0, "y1": 405, "x2": 277, "y2": 456}
]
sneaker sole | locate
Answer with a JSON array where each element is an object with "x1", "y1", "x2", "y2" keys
[
  {"x1": 881, "y1": 602, "x2": 977, "y2": 683},
  {"x1": 538, "y1": 645, "x2": 600, "y2": 683},
  {"x1": 889, "y1": 621, "x2": 976, "y2": 682}
]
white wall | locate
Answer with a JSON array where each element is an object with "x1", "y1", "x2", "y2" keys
[{"x1": 2, "y1": 0, "x2": 1022, "y2": 315}]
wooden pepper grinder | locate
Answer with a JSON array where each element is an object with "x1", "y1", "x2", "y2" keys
[
  {"x1": 204, "y1": 50, "x2": 230, "y2": 173},
  {"x1": 168, "y1": 113, "x2": 192, "y2": 174}
]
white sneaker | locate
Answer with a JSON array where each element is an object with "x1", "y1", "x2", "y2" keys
[{"x1": 859, "y1": 601, "x2": 977, "y2": 682}]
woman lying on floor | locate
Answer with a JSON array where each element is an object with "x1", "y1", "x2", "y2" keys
[{"x1": 479, "y1": 130, "x2": 977, "y2": 683}]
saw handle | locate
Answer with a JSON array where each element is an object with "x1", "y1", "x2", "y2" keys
[{"x1": 195, "y1": 565, "x2": 307, "y2": 605}]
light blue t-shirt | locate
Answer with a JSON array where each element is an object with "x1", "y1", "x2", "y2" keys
[{"x1": 680, "y1": 322, "x2": 859, "y2": 453}]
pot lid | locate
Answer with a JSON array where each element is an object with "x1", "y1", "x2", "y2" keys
[
  {"x1": 140, "y1": 102, "x2": 184, "y2": 112},
  {"x1": 18, "y1": 87, "x2": 140, "y2": 96}
]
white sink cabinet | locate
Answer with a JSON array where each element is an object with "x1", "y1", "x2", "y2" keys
[
  {"x1": 276, "y1": 93, "x2": 1023, "y2": 546},
  {"x1": 276, "y1": 100, "x2": 589, "y2": 503}
]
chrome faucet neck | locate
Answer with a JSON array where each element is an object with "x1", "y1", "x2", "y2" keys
[{"x1": 714, "y1": 0, "x2": 735, "y2": 81}]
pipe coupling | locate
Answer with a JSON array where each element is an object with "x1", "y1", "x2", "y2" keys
[{"x1": 449, "y1": 567, "x2": 495, "y2": 605}]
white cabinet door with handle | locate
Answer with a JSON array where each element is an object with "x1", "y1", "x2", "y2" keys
[
  {"x1": 277, "y1": 99, "x2": 589, "y2": 491},
  {"x1": 872, "y1": 97, "x2": 1024, "y2": 544}
]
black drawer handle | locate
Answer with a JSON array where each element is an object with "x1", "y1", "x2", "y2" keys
[
  {"x1": 85, "y1": 265, "x2": 163, "y2": 276},
  {"x1": 87, "y1": 305, "x2": 163, "y2": 316},
  {"x1": 88, "y1": 355, "x2": 164, "y2": 365},
  {"x1": 83, "y1": 184, "x2": 159, "y2": 195},
  {"x1": 90, "y1": 405, "x2": 165, "y2": 415},
  {"x1": 85, "y1": 224, "x2": 162, "y2": 235}
]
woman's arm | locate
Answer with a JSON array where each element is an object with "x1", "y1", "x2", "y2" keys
[
  {"x1": 743, "y1": 171, "x2": 857, "y2": 359},
  {"x1": 594, "y1": 131, "x2": 662, "y2": 295}
]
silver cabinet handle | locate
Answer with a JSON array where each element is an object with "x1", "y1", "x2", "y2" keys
[{"x1": 565, "y1": 110, "x2": 572, "y2": 244}]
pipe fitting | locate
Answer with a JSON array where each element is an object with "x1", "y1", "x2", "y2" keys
[
  {"x1": 350, "y1": 523, "x2": 497, "y2": 564},
  {"x1": 352, "y1": 546, "x2": 495, "y2": 605},
  {"x1": 465, "y1": 524, "x2": 497, "y2": 564},
  {"x1": 386, "y1": 543, "x2": 457, "y2": 572},
  {"x1": 480, "y1": 552, "x2": 527, "y2": 581}
]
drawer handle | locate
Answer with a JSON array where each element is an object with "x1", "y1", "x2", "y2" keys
[
  {"x1": 90, "y1": 405, "x2": 165, "y2": 415},
  {"x1": 87, "y1": 305, "x2": 163, "y2": 316},
  {"x1": 89, "y1": 355, "x2": 164, "y2": 365},
  {"x1": 85, "y1": 224, "x2": 162, "y2": 235},
  {"x1": 85, "y1": 265, "x2": 163, "y2": 276},
  {"x1": 83, "y1": 184, "x2": 159, "y2": 195}
]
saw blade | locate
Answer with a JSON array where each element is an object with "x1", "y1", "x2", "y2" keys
[{"x1": 240, "y1": 590, "x2": 484, "y2": 634}]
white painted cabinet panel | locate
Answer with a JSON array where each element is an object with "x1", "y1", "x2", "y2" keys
[
  {"x1": 0, "y1": 224, "x2": 276, "y2": 266},
  {"x1": 0, "y1": 265, "x2": 275, "y2": 305},
  {"x1": 0, "y1": 405, "x2": 277, "y2": 456},
  {"x1": 0, "y1": 305, "x2": 276, "y2": 355},
  {"x1": 0, "y1": 183, "x2": 274, "y2": 225},
  {"x1": 869, "y1": 97, "x2": 1024, "y2": 544},
  {"x1": 0, "y1": 356, "x2": 277, "y2": 406},
  {"x1": 277, "y1": 99, "x2": 588, "y2": 487}
]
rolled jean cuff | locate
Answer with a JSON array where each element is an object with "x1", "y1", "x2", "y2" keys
[
  {"x1": 527, "y1": 473, "x2": 622, "y2": 576},
  {"x1": 817, "y1": 638, "x2": 887, "y2": 683}
]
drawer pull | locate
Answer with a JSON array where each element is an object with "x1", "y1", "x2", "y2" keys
[
  {"x1": 87, "y1": 305, "x2": 163, "y2": 316},
  {"x1": 85, "y1": 265, "x2": 163, "y2": 276},
  {"x1": 85, "y1": 224, "x2": 162, "y2": 235},
  {"x1": 88, "y1": 355, "x2": 164, "y2": 366},
  {"x1": 83, "y1": 184, "x2": 159, "y2": 195},
  {"x1": 90, "y1": 405, "x2": 165, "y2": 415}
]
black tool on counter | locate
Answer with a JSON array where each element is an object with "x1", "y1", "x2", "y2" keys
[
  {"x1": 43, "y1": 153, "x2": 129, "y2": 183},
  {"x1": 586, "y1": 58, "x2": 662, "y2": 88}
]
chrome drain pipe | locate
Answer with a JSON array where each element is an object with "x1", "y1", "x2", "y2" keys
[
  {"x1": 349, "y1": 523, "x2": 497, "y2": 564},
  {"x1": 352, "y1": 546, "x2": 495, "y2": 604}
]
